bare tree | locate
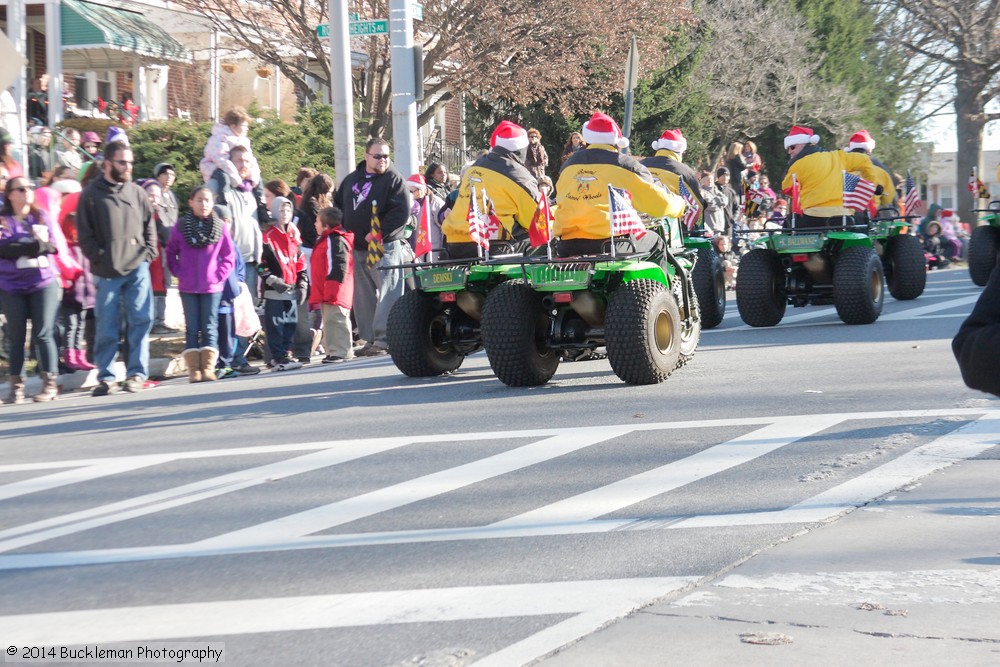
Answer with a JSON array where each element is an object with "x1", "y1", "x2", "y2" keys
[
  {"x1": 175, "y1": 0, "x2": 691, "y2": 137},
  {"x1": 869, "y1": 0, "x2": 1000, "y2": 215},
  {"x1": 697, "y1": 0, "x2": 857, "y2": 163}
]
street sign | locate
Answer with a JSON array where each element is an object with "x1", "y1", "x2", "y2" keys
[
  {"x1": 624, "y1": 36, "x2": 639, "y2": 94},
  {"x1": 413, "y1": 3, "x2": 423, "y2": 20},
  {"x1": 316, "y1": 24, "x2": 329, "y2": 37},
  {"x1": 349, "y1": 19, "x2": 389, "y2": 36}
]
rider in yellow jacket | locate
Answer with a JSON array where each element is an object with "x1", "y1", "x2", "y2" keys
[
  {"x1": 781, "y1": 125, "x2": 885, "y2": 228},
  {"x1": 843, "y1": 129, "x2": 897, "y2": 210},
  {"x1": 554, "y1": 112, "x2": 683, "y2": 256},
  {"x1": 640, "y1": 128, "x2": 706, "y2": 229},
  {"x1": 441, "y1": 120, "x2": 541, "y2": 259}
]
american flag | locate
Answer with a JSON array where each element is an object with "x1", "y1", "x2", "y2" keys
[
  {"x1": 678, "y1": 178, "x2": 701, "y2": 231},
  {"x1": 843, "y1": 171, "x2": 877, "y2": 211},
  {"x1": 608, "y1": 185, "x2": 646, "y2": 238},
  {"x1": 467, "y1": 185, "x2": 489, "y2": 250},
  {"x1": 903, "y1": 171, "x2": 922, "y2": 216}
]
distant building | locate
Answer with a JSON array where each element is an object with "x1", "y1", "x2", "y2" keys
[{"x1": 926, "y1": 149, "x2": 1000, "y2": 212}]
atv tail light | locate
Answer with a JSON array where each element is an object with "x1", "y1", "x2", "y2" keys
[
  {"x1": 439, "y1": 292, "x2": 457, "y2": 303},
  {"x1": 791, "y1": 254, "x2": 809, "y2": 263},
  {"x1": 899, "y1": 225, "x2": 909, "y2": 234},
  {"x1": 553, "y1": 292, "x2": 573, "y2": 303}
]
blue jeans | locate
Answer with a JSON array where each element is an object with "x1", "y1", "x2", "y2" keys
[
  {"x1": 93, "y1": 263, "x2": 153, "y2": 382},
  {"x1": 0, "y1": 281, "x2": 60, "y2": 376},
  {"x1": 264, "y1": 298, "x2": 297, "y2": 360},
  {"x1": 180, "y1": 291, "x2": 222, "y2": 350}
]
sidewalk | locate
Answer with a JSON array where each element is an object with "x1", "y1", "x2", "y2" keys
[{"x1": 539, "y1": 454, "x2": 1000, "y2": 665}]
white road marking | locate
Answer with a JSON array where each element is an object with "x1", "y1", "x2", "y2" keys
[
  {"x1": 1, "y1": 409, "x2": 994, "y2": 571},
  {"x1": 878, "y1": 294, "x2": 981, "y2": 320},
  {"x1": 491, "y1": 417, "x2": 843, "y2": 528},
  {"x1": 0, "y1": 578, "x2": 698, "y2": 652}
]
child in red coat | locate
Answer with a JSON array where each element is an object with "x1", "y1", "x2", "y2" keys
[{"x1": 309, "y1": 206, "x2": 355, "y2": 362}]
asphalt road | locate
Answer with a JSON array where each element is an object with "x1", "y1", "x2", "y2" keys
[{"x1": 0, "y1": 266, "x2": 996, "y2": 666}]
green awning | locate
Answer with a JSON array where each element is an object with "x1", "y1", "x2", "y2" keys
[{"x1": 60, "y1": 0, "x2": 190, "y2": 71}]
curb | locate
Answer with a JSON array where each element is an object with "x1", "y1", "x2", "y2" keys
[{"x1": 22, "y1": 356, "x2": 187, "y2": 395}]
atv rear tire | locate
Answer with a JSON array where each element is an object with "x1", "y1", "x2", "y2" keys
[
  {"x1": 834, "y1": 246, "x2": 885, "y2": 324},
  {"x1": 606, "y1": 279, "x2": 682, "y2": 385},
  {"x1": 387, "y1": 290, "x2": 465, "y2": 377},
  {"x1": 968, "y1": 225, "x2": 998, "y2": 287},
  {"x1": 885, "y1": 234, "x2": 926, "y2": 300},
  {"x1": 736, "y1": 248, "x2": 786, "y2": 327},
  {"x1": 693, "y1": 247, "x2": 726, "y2": 329},
  {"x1": 481, "y1": 282, "x2": 560, "y2": 386}
]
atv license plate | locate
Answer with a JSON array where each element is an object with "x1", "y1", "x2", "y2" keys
[
  {"x1": 525, "y1": 265, "x2": 592, "y2": 289},
  {"x1": 418, "y1": 266, "x2": 466, "y2": 290},
  {"x1": 773, "y1": 234, "x2": 824, "y2": 251}
]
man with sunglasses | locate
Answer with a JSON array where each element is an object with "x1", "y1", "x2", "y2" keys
[
  {"x1": 76, "y1": 141, "x2": 158, "y2": 396},
  {"x1": 333, "y1": 137, "x2": 411, "y2": 356},
  {"x1": 780, "y1": 125, "x2": 884, "y2": 229}
]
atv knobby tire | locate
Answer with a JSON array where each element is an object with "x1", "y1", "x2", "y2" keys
[
  {"x1": 968, "y1": 225, "x2": 998, "y2": 287},
  {"x1": 833, "y1": 246, "x2": 885, "y2": 325},
  {"x1": 885, "y1": 234, "x2": 926, "y2": 300},
  {"x1": 736, "y1": 248, "x2": 786, "y2": 327},
  {"x1": 605, "y1": 279, "x2": 682, "y2": 385},
  {"x1": 693, "y1": 247, "x2": 726, "y2": 329},
  {"x1": 387, "y1": 290, "x2": 465, "y2": 376},
  {"x1": 481, "y1": 282, "x2": 560, "y2": 386}
]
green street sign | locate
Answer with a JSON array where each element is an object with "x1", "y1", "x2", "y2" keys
[
  {"x1": 412, "y1": 3, "x2": 423, "y2": 20},
  {"x1": 316, "y1": 24, "x2": 329, "y2": 37},
  {"x1": 349, "y1": 19, "x2": 388, "y2": 36}
]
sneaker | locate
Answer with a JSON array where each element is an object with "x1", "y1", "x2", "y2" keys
[
  {"x1": 356, "y1": 343, "x2": 388, "y2": 357},
  {"x1": 297, "y1": 357, "x2": 311, "y2": 365},
  {"x1": 151, "y1": 324, "x2": 180, "y2": 335},
  {"x1": 92, "y1": 380, "x2": 119, "y2": 397},
  {"x1": 233, "y1": 363, "x2": 260, "y2": 375},
  {"x1": 322, "y1": 355, "x2": 346, "y2": 364},
  {"x1": 280, "y1": 357, "x2": 303, "y2": 371},
  {"x1": 216, "y1": 367, "x2": 237, "y2": 380},
  {"x1": 123, "y1": 376, "x2": 144, "y2": 393}
]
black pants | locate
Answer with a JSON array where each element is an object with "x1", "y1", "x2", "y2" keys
[{"x1": 555, "y1": 234, "x2": 663, "y2": 258}]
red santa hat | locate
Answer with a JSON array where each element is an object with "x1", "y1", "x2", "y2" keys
[
  {"x1": 784, "y1": 125, "x2": 820, "y2": 149},
  {"x1": 490, "y1": 120, "x2": 529, "y2": 152},
  {"x1": 651, "y1": 128, "x2": 687, "y2": 154},
  {"x1": 406, "y1": 174, "x2": 427, "y2": 188},
  {"x1": 941, "y1": 209, "x2": 955, "y2": 219},
  {"x1": 845, "y1": 129, "x2": 875, "y2": 152},
  {"x1": 582, "y1": 112, "x2": 629, "y2": 149}
]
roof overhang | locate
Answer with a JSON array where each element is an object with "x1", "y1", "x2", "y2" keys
[{"x1": 61, "y1": 0, "x2": 190, "y2": 71}]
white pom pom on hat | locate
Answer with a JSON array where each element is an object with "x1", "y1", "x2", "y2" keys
[
  {"x1": 651, "y1": 128, "x2": 687, "y2": 154},
  {"x1": 582, "y1": 112, "x2": 629, "y2": 150},
  {"x1": 784, "y1": 125, "x2": 820, "y2": 149}
]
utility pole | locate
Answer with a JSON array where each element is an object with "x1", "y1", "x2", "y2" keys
[
  {"x1": 328, "y1": 0, "x2": 355, "y2": 186},
  {"x1": 388, "y1": 0, "x2": 418, "y2": 179}
]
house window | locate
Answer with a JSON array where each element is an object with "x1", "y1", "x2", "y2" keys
[{"x1": 939, "y1": 185, "x2": 954, "y2": 210}]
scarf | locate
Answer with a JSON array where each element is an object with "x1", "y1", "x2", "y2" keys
[{"x1": 180, "y1": 212, "x2": 223, "y2": 248}]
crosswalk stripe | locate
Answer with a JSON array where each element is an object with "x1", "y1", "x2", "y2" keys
[
  {"x1": 195, "y1": 426, "x2": 635, "y2": 549},
  {"x1": 0, "y1": 577, "x2": 698, "y2": 648},
  {"x1": 2, "y1": 410, "x2": 994, "y2": 571},
  {"x1": 491, "y1": 417, "x2": 843, "y2": 528},
  {"x1": 878, "y1": 294, "x2": 980, "y2": 320}
]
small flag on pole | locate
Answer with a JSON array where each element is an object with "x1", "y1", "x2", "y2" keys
[
  {"x1": 904, "y1": 171, "x2": 922, "y2": 216},
  {"x1": 968, "y1": 167, "x2": 978, "y2": 193},
  {"x1": 467, "y1": 186, "x2": 489, "y2": 251},
  {"x1": 790, "y1": 173, "x2": 803, "y2": 215},
  {"x1": 608, "y1": 185, "x2": 646, "y2": 238},
  {"x1": 843, "y1": 171, "x2": 877, "y2": 211},
  {"x1": 678, "y1": 178, "x2": 701, "y2": 231},
  {"x1": 413, "y1": 197, "x2": 433, "y2": 258},
  {"x1": 528, "y1": 192, "x2": 553, "y2": 248}
]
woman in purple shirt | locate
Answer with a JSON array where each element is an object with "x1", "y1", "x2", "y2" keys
[{"x1": 0, "y1": 177, "x2": 60, "y2": 403}]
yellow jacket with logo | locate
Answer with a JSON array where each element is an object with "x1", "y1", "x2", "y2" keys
[
  {"x1": 782, "y1": 146, "x2": 885, "y2": 214},
  {"x1": 554, "y1": 145, "x2": 683, "y2": 240},
  {"x1": 441, "y1": 148, "x2": 540, "y2": 244},
  {"x1": 641, "y1": 149, "x2": 706, "y2": 227}
]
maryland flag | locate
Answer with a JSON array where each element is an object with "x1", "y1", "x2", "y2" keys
[
  {"x1": 528, "y1": 192, "x2": 553, "y2": 248},
  {"x1": 969, "y1": 168, "x2": 990, "y2": 199},
  {"x1": 413, "y1": 197, "x2": 432, "y2": 258},
  {"x1": 366, "y1": 200, "x2": 383, "y2": 268}
]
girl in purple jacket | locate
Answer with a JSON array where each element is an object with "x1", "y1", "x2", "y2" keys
[{"x1": 166, "y1": 186, "x2": 236, "y2": 382}]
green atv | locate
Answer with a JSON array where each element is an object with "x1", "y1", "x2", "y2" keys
[
  {"x1": 385, "y1": 242, "x2": 524, "y2": 377},
  {"x1": 684, "y1": 235, "x2": 727, "y2": 329},
  {"x1": 736, "y1": 211, "x2": 924, "y2": 327},
  {"x1": 967, "y1": 200, "x2": 1000, "y2": 286},
  {"x1": 478, "y1": 218, "x2": 701, "y2": 386}
]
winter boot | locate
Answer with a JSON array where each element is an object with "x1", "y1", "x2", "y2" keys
[
  {"x1": 2, "y1": 376, "x2": 25, "y2": 405},
  {"x1": 182, "y1": 349, "x2": 203, "y2": 383},
  {"x1": 72, "y1": 349, "x2": 95, "y2": 371},
  {"x1": 200, "y1": 347, "x2": 219, "y2": 381},
  {"x1": 33, "y1": 372, "x2": 58, "y2": 402}
]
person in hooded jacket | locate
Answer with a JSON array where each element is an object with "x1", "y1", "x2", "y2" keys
[
  {"x1": 440, "y1": 120, "x2": 541, "y2": 259},
  {"x1": 554, "y1": 112, "x2": 683, "y2": 256},
  {"x1": 780, "y1": 125, "x2": 885, "y2": 230},
  {"x1": 332, "y1": 138, "x2": 413, "y2": 355},
  {"x1": 953, "y1": 265, "x2": 1000, "y2": 397}
]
